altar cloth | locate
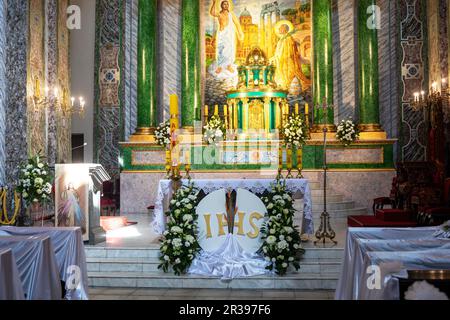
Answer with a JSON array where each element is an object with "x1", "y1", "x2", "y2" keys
[
  {"x1": 0, "y1": 249, "x2": 25, "y2": 300},
  {"x1": 0, "y1": 235, "x2": 61, "y2": 300},
  {"x1": 153, "y1": 179, "x2": 313, "y2": 235},
  {"x1": 0, "y1": 226, "x2": 88, "y2": 300},
  {"x1": 335, "y1": 227, "x2": 450, "y2": 300},
  {"x1": 188, "y1": 234, "x2": 270, "y2": 280}
]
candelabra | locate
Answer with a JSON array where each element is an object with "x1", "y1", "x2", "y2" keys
[
  {"x1": 314, "y1": 101, "x2": 337, "y2": 246},
  {"x1": 411, "y1": 79, "x2": 449, "y2": 110},
  {"x1": 30, "y1": 78, "x2": 85, "y2": 117}
]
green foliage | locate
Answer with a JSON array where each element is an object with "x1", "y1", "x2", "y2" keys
[
  {"x1": 158, "y1": 182, "x2": 201, "y2": 275},
  {"x1": 260, "y1": 180, "x2": 305, "y2": 275},
  {"x1": 16, "y1": 154, "x2": 52, "y2": 207}
]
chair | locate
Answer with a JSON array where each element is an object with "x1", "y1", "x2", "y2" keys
[{"x1": 101, "y1": 181, "x2": 117, "y2": 216}]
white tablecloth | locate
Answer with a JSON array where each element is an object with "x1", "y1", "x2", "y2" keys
[
  {"x1": 0, "y1": 235, "x2": 61, "y2": 300},
  {"x1": 0, "y1": 227, "x2": 88, "y2": 300},
  {"x1": 0, "y1": 249, "x2": 25, "y2": 300},
  {"x1": 335, "y1": 227, "x2": 450, "y2": 300},
  {"x1": 153, "y1": 179, "x2": 313, "y2": 235}
]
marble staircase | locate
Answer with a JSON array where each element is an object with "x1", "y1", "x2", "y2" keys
[{"x1": 86, "y1": 245, "x2": 343, "y2": 290}]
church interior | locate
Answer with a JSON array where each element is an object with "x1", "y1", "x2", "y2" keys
[{"x1": 0, "y1": 0, "x2": 450, "y2": 303}]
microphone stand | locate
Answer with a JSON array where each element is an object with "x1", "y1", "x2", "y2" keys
[{"x1": 314, "y1": 102, "x2": 337, "y2": 246}]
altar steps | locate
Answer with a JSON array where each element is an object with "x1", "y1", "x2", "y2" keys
[{"x1": 85, "y1": 246, "x2": 343, "y2": 290}]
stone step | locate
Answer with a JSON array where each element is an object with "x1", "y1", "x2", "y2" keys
[
  {"x1": 311, "y1": 207, "x2": 367, "y2": 218},
  {"x1": 311, "y1": 194, "x2": 344, "y2": 203},
  {"x1": 87, "y1": 271, "x2": 339, "y2": 290},
  {"x1": 85, "y1": 247, "x2": 344, "y2": 261},
  {"x1": 86, "y1": 257, "x2": 342, "y2": 274},
  {"x1": 311, "y1": 201, "x2": 355, "y2": 212}
]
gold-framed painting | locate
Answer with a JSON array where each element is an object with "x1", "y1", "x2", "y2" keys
[{"x1": 203, "y1": 0, "x2": 312, "y2": 106}]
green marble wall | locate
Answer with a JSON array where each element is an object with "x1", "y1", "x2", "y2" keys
[
  {"x1": 181, "y1": 0, "x2": 201, "y2": 128},
  {"x1": 357, "y1": 0, "x2": 380, "y2": 125},
  {"x1": 137, "y1": 0, "x2": 158, "y2": 129},
  {"x1": 312, "y1": 0, "x2": 334, "y2": 124}
]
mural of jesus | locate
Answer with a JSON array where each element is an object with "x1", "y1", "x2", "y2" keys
[{"x1": 209, "y1": 0, "x2": 244, "y2": 79}]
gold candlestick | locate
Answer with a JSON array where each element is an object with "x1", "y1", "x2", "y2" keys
[
  {"x1": 296, "y1": 146, "x2": 303, "y2": 178},
  {"x1": 277, "y1": 145, "x2": 284, "y2": 179},
  {"x1": 286, "y1": 146, "x2": 293, "y2": 179}
]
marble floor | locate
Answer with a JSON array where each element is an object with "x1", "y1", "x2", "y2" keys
[
  {"x1": 94, "y1": 212, "x2": 348, "y2": 249},
  {"x1": 88, "y1": 287, "x2": 335, "y2": 300}
]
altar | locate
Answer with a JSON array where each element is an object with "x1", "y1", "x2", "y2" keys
[{"x1": 153, "y1": 178, "x2": 313, "y2": 236}]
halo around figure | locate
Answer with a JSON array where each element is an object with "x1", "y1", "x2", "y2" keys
[{"x1": 274, "y1": 20, "x2": 295, "y2": 38}]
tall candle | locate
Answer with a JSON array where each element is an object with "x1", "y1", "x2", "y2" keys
[
  {"x1": 295, "y1": 103, "x2": 299, "y2": 115},
  {"x1": 214, "y1": 105, "x2": 219, "y2": 116},
  {"x1": 204, "y1": 105, "x2": 209, "y2": 117},
  {"x1": 169, "y1": 94, "x2": 179, "y2": 115},
  {"x1": 305, "y1": 103, "x2": 309, "y2": 115}
]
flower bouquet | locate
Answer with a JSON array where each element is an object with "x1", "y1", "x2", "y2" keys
[
  {"x1": 336, "y1": 119, "x2": 359, "y2": 146},
  {"x1": 282, "y1": 114, "x2": 309, "y2": 147},
  {"x1": 155, "y1": 120, "x2": 171, "y2": 149},
  {"x1": 159, "y1": 182, "x2": 201, "y2": 275},
  {"x1": 203, "y1": 115, "x2": 225, "y2": 145},
  {"x1": 17, "y1": 155, "x2": 52, "y2": 207},
  {"x1": 260, "y1": 180, "x2": 305, "y2": 275}
]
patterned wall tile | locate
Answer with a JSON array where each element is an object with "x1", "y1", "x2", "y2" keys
[
  {"x1": 160, "y1": 0, "x2": 182, "y2": 122},
  {"x1": 332, "y1": 0, "x2": 357, "y2": 122},
  {"x1": 45, "y1": 0, "x2": 58, "y2": 165},
  {"x1": 5, "y1": 0, "x2": 29, "y2": 187},
  {"x1": 379, "y1": 0, "x2": 400, "y2": 142},
  {"x1": 399, "y1": 0, "x2": 427, "y2": 161},
  {"x1": 0, "y1": 0, "x2": 6, "y2": 185},
  {"x1": 95, "y1": 0, "x2": 123, "y2": 177},
  {"x1": 123, "y1": 0, "x2": 138, "y2": 140}
]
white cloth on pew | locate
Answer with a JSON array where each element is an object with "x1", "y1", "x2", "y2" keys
[
  {"x1": 0, "y1": 226, "x2": 88, "y2": 300},
  {"x1": 335, "y1": 226, "x2": 448, "y2": 300},
  {"x1": 0, "y1": 249, "x2": 25, "y2": 300},
  {"x1": 358, "y1": 249, "x2": 450, "y2": 300},
  {"x1": 0, "y1": 235, "x2": 61, "y2": 300}
]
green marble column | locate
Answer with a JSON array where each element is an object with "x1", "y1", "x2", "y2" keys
[
  {"x1": 181, "y1": 0, "x2": 201, "y2": 129},
  {"x1": 136, "y1": 0, "x2": 157, "y2": 135},
  {"x1": 312, "y1": 0, "x2": 334, "y2": 127},
  {"x1": 357, "y1": 0, "x2": 381, "y2": 130}
]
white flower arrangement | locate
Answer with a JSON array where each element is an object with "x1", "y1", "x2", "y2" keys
[
  {"x1": 282, "y1": 114, "x2": 309, "y2": 147},
  {"x1": 260, "y1": 179, "x2": 304, "y2": 275},
  {"x1": 336, "y1": 119, "x2": 359, "y2": 146},
  {"x1": 203, "y1": 115, "x2": 225, "y2": 145},
  {"x1": 17, "y1": 155, "x2": 52, "y2": 206},
  {"x1": 159, "y1": 182, "x2": 201, "y2": 275},
  {"x1": 155, "y1": 120, "x2": 171, "y2": 149}
]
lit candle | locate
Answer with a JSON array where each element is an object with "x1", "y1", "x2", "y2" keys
[
  {"x1": 432, "y1": 81, "x2": 437, "y2": 92},
  {"x1": 35, "y1": 78, "x2": 41, "y2": 99},
  {"x1": 45, "y1": 86, "x2": 49, "y2": 96},
  {"x1": 169, "y1": 94, "x2": 178, "y2": 116},
  {"x1": 413, "y1": 92, "x2": 419, "y2": 102},
  {"x1": 442, "y1": 78, "x2": 447, "y2": 85},
  {"x1": 54, "y1": 87, "x2": 59, "y2": 98},
  {"x1": 421, "y1": 90, "x2": 425, "y2": 100},
  {"x1": 71, "y1": 97, "x2": 75, "y2": 107}
]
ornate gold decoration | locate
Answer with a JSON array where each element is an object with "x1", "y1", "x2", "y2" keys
[{"x1": 0, "y1": 189, "x2": 21, "y2": 226}]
